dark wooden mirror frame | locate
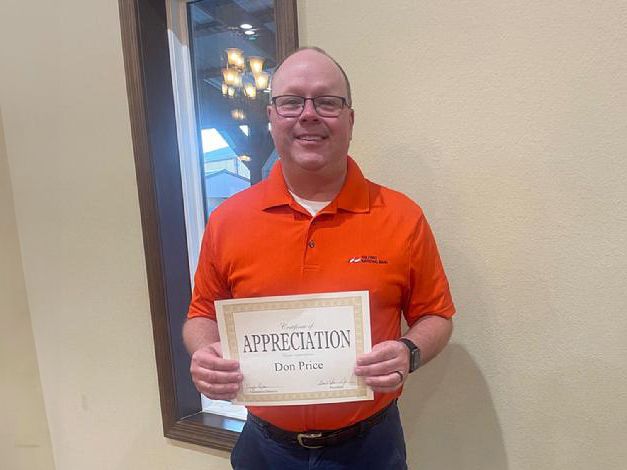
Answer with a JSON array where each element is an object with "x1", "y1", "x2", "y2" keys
[{"x1": 118, "y1": 0, "x2": 298, "y2": 451}]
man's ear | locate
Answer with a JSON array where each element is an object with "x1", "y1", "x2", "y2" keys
[
  {"x1": 349, "y1": 108, "x2": 355, "y2": 140},
  {"x1": 267, "y1": 105, "x2": 272, "y2": 120}
]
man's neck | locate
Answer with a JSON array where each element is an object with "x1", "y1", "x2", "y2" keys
[{"x1": 281, "y1": 159, "x2": 348, "y2": 202}]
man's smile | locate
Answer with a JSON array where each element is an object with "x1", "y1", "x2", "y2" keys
[{"x1": 295, "y1": 134, "x2": 327, "y2": 142}]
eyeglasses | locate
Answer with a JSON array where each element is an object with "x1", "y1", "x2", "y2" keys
[{"x1": 271, "y1": 95, "x2": 349, "y2": 118}]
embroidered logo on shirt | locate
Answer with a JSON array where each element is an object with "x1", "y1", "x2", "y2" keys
[{"x1": 348, "y1": 255, "x2": 388, "y2": 264}]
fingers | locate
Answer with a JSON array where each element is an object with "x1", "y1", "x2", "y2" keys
[
  {"x1": 356, "y1": 340, "x2": 403, "y2": 366},
  {"x1": 190, "y1": 343, "x2": 243, "y2": 400},
  {"x1": 193, "y1": 344, "x2": 240, "y2": 371},
  {"x1": 355, "y1": 340, "x2": 408, "y2": 375},
  {"x1": 354, "y1": 340, "x2": 409, "y2": 393},
  {"x1": 355, "y1": 357, "x2": 399, "y2": 377},
  {"x1": 191, "y1": 365, "x2": 242, "y2": 385},
  {"x1": 194, "y1": 379, "x2": 241, "y2": 401},
  {"x1": 362, "y1": 371, "x2": 405, "y2": 393}
]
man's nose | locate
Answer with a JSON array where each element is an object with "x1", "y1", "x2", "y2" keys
[{"x1": 299, "y1": 99, "x2": 319, "y2": 121}]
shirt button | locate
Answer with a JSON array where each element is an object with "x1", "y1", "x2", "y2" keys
[{"x1": 308, "y1": 240, "x2": 316, "y2": 248}]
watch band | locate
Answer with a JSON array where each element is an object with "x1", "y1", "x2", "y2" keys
[{"x1": 397, "y1": 338, "x2": 421, "y2": 373}]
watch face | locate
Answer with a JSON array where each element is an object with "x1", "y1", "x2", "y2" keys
[{"x1": 410, "y1": 350, "x2": 418, "y2": 371}]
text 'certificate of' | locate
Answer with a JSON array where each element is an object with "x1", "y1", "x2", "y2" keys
[{"x1": 215, "y1": 291, "x2": 373, "y2": 406}]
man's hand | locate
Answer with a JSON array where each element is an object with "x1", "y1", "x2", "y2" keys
[
  {"x1": 189, "y1": 341, "x2": 243, "y2": 400},
  {"x1": 354, "y1": 340, "x2": 409, "y2": 393}
]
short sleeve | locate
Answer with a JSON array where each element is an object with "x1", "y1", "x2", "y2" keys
[
  {"x1": 187, "y1": 219, "x2": 231, "y2": 320},
  {"x1": 402, "y1": 214, "x2": 456, "y2": 326}
]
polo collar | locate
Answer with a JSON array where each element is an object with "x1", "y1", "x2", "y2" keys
[{"x1": 261, "y1": 156, "x2": 370, "y2": 214}]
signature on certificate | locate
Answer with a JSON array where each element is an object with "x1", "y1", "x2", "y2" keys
[
  {"x1": 246, "y1": 383, "x2": 279, "y2": 394},
  {"x1": 317, "y1": 377, "x2": 354, "y2": 389}
]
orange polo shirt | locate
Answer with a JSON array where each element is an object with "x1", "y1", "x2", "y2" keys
[{"x1": 188, "y1": 156, "x2": 455, "y2": 431}]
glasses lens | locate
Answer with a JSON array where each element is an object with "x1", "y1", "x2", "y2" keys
[
  {"x1": 274, "y1": 96, "x2": 304, "y2": 116},
  {"x1": 313, "y1": 96, "x2": 344, "y2": 116}
]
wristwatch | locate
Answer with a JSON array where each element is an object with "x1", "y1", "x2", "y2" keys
[{"x1": 397, "y1": 338, "x2": 421, "y2": 373}]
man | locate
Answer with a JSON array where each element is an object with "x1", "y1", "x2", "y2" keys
[{"x1": 184, "y1": 47, "x2": 455, "y2": 469}]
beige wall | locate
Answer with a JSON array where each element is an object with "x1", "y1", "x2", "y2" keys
[
  {"x1": 0, "y1": 1, "x2": 231, "y2": 469},
  {"x1": 1, "y1": 0, "x2": 625, "y2": 469},
  {"x1": 300, "y1": 1, "x2": 627, "y2": 469},
  {"x1": 0, "y1": 110, "x2": 55, "y2": 469}
]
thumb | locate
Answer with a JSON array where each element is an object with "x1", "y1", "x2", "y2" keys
[{"x1": 208, "y1": 341, "x2": 224, "y2": 358}]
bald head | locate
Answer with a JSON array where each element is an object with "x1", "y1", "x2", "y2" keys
[{"x1": 271, "y1": 47, "x2": 352, "y2": 106}]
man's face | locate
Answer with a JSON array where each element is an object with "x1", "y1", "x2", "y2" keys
[{"x1": 267, "y1": 50, "x2": 354, "y2": 174}]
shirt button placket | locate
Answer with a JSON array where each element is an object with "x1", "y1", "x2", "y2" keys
[{"x1": 304, "y1": 220, "x2": 319, "y2": 269}]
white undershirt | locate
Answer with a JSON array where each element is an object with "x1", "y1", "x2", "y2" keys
[{"x1": 289, "y1": 191, "x2": 332, "y2": 216}]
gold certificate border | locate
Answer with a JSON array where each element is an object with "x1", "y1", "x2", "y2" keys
[{"x1": 222, "y1": 296, "x2": 369, "y2": 403}]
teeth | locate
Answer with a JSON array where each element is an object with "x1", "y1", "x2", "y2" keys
[{"x1": 298, "y1": 136, "x2": 323, "y2": 141}]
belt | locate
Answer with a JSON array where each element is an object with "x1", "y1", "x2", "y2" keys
[{"x1": 247, "y1": 400, "x2": 396, "y2": 449}]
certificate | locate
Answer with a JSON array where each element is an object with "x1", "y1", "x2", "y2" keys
[{"x1": 215, "y1": 291, "x2": 373, "y2": 406}]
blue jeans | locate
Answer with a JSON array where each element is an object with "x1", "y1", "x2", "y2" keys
[{"x1": 230, "y1": 403, "x2": 407, "y2": 469}]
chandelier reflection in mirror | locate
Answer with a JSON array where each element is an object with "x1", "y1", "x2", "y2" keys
[{"x1": 221, "y1": 48, "x2": 270, "y2": 101}]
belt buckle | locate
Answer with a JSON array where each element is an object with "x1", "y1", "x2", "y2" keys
[{"x1": 296, "y1": 432, "x2": 323, "y2": 449}]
